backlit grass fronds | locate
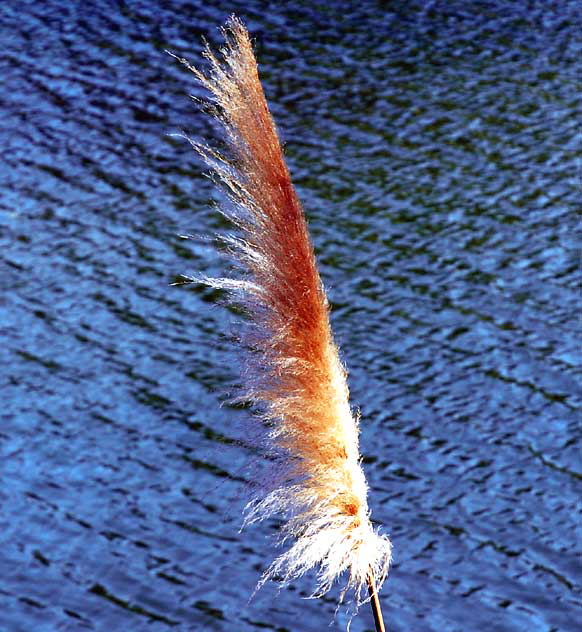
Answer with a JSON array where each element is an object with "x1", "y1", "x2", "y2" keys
[{"x1": 174, "y1": 16, "x2": 391, "y2": 603}]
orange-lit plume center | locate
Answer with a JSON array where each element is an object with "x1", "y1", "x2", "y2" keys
[{"x1": 173, "y1": 16, "x2": 391, "y2": 602}]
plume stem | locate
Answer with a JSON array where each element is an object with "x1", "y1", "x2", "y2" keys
[{"x1": 367, "y1": 573, "x2": 386, "y2": 632}]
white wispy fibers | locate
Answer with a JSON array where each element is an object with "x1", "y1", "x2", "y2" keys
[{"x1": 172, "y1": 16, "x2": 391, "y2": 608}]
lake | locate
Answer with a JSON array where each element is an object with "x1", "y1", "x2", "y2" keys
[{"x1": 1, "y1": 1, "x2": 580, "y2": 630}]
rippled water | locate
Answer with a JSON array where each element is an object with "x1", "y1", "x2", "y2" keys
[{"x1": 1, "y1": 1, "x2": 580, "y2": 630}]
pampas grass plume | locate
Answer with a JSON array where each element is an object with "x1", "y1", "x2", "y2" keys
[{"x1": 172, "y1": 16, "x2": 392, "y2": 609}]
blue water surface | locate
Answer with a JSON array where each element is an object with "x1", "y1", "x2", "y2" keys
[{"x1": 1, "y1": 1, "x2": 580, "y2": 631}]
